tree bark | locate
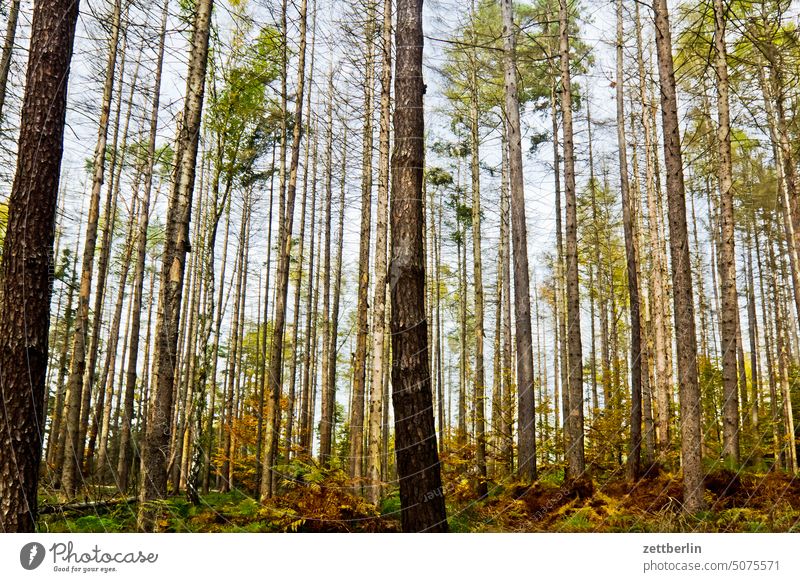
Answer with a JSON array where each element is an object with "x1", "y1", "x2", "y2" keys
[
  {"x1": 390, "y1": 0, "x2": 448, "y2": 532},
  {"x1": 0, "y1": 0, "x2": 80, "y2": 531},
  {"x1": 616, "y1": 0, "x2": 643, "y2": 481},
  {"x1": 652, "y1": 0, "x2": 704, "y2": 512},
  {"x1": 559, "y1": 0, "x2": 584, "y2": 480},
  {"x1": 502, "y1": 0, "x2": 536, "y2": 482},
  {"x1": 713, "y1": 0, "x2": 740, "y2": 465}
]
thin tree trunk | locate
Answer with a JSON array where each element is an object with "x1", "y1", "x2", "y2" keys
[
  {"x1": 262, "y1": 0, "x2": 308, "y2": 500},
  {"x1": 139, "y1": 0, "x2": 213, "y2": 530},
  {"x1": 117, "y1": 0, "x2": 169, "y2": 493},
  {"x1": 62, "y1": 0, "x2": 123, "y2": 497},
  {"x1": 349, "y1": 0, "x2": 376, "y2": 489},
  {"x1": 713, "y1": 0, "x2": 740, "y2": 465},
  {"x1": 615, "y1": 0, "x2": 643, "y2": 480},
  {"x1": 0, "y1": 0, "x2": 20, "y2": 123},
  {"x1": 559, "y1": 0, "x2": 584, "y2": 480},
  {"x1": 366, "y1": 0, "x2": 393, "y2": 505}
]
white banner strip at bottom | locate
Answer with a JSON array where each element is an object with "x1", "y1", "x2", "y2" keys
[{"x1": 1, "y1": 533, "x2": 797, "y2": 581}]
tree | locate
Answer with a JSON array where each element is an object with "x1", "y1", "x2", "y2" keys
[
  {"x1": 139, "y1": 0, "x2": 214, "y2": 530},
  {"x1": 559, "y1": 0, "x2": 585, "y2": 480},
  {"x1": 390, "y1": 0, "x2": 448, "y2": 532},
  {"x1": 366, "y1": 0, "x2": 393, "y2": 505},
  {"x1": 61, "y1": 0, "x2": 123, "y2": 497},
  {"x1": 262, "y1": 0, "x2": 308, "y2": 499},
  {"x1": 713, "y1": 0, "x2": 740, "y2": 466},
  {"x1": 652, "y1": 0, "x2": 704, "y2": 512},
  {"x1": 616, "y1": 0, "x2": 644, "y2": 480},
  {"x1": 501, "y1": 0, "x2": 536, "y2": 482},
  {"x1": 0, "y1": 0, "x2": 80, "y2": 531}
]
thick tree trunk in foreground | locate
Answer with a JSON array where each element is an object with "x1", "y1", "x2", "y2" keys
[
  {"x1": 501, "y1": 0, "x2": 536, "y2": 483},
  {"x1": 653, "y1": 0, "x2": 704, "y2": 512},
  {"x1": 391, "y1": 0, "x2": 448, "y2": 532},
  {"x1": 139, "y1": 0, "x2": 213, "y2": 530},
  {"x1": 0, "y1": 0, "x2": 80, "y2": 531}
]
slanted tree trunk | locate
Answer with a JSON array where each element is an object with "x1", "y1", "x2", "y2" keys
[
  {"x1": 0, "y1": 0, "x2": 80, "y2": 531},
  {"x1": 652, "y1": 0, "x2": 704, "y2": 512},
  {"x1": 0, "y1": 0, "x2": 20, "y2": 123},
  {"x1": 390, "y1": 0, "x2": 448, "y2": 532},
  {"x1": 501, "y1": 0, "x2": 536, "y2": 482},
  {"x1": 139, "y1": 0, "x2": 213, "y2": 530}
]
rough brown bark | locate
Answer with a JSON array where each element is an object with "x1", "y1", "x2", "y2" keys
[
  {"x1": 390, "y1": 0, "x2": 448, "y2": 532},
  {"x1": 652, "y1": 0, "x2": 704, "y2": 512},
  {"x1": 502, "y1": 0, "x2": 536, "y2": 482},
  {"x1": 0, "y1": 0, "x2": 80, "y2": 531}
]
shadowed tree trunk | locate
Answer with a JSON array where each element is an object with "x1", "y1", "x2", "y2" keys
[
  {"x1": 0, "y1": 0, "x2": 80, "y2": 531},
  {"x1": 390, "y1": 0, "x2": 448, "y2": 532}
]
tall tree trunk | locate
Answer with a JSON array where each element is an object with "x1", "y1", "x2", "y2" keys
[
  {"x1": 0, "y1": 0, "x2": 80, "y2": 531},
  {"x1": 502, "y1": 0, "x2": 536, "y2": 482},
  {"x1": 615, "y1": 0, "x2": 643, "y2": 480},
  {"x1": 713, "y1": 0, "x2": 740, "y2": 465},
  {"x1": 318, "y1": 70, "x2": 335, "y2": 465},
  {"x1": 139, "y1": 0, "x2": 213, "y2": 530},
  {"x1": 469, "y1": 8, "x2": 487, "y2": 496},
  {"x1": 117, "y1": 0, "x2": 169, "y2": 493},
  {"x1": 262, "y1": 0, "x2": 308, "y2": 499},
  {"x1": 391, "y1": 0, "x2": 448, "y2": 532},
  {"x1": 635, "y1": 2, "x2": 671, "y2": 460},
  {"x1": 559, "y1": 0, "x2": 584, "y2": 480},
  {"x1": 366, "y1": 0, "x2": 392, "y2": 505},
  {"x1": 61, "y1": 0, "x2": 123, "y2": 497},
  {"x1": 350, "y1": 1, "x2": 376, "y2": 488},
  {"x1": 652, "y1": 0, "x2": 704, "y2": 512},
  {"x1": 0, "y1": 0, "x2": 20, "y2": 123}
]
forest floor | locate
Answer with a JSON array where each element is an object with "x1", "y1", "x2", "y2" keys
[{"x1": 38, "y1": 461, "x2": 800, "y2": 533}]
